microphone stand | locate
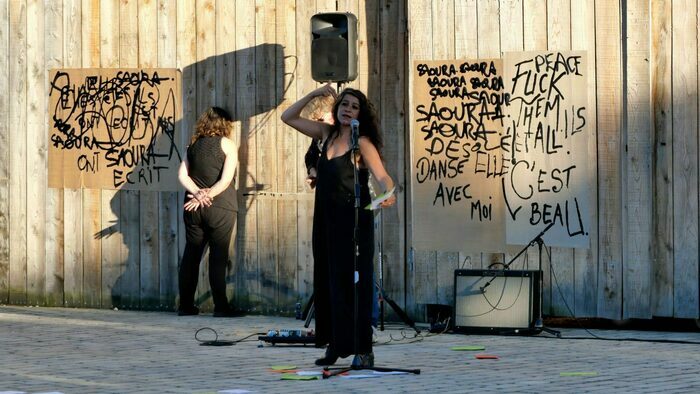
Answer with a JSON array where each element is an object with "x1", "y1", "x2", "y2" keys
[
  {"x1": 323, "y1": 122, "x2": 420, "y2": 378},
  {"x1": 478, "y1": 221, "x2": 560, "y2": 337},
  {"x1": 376, "y1": 208, "x2": 420, "y2": 334}
]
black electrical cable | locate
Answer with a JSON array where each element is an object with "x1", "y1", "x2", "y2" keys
[
  {"x1": 195, "y1": 327, "x2": 266, "y2": 346},
  {"x1": 543, "y1": 244, "x2": 700, "y2": 345}
]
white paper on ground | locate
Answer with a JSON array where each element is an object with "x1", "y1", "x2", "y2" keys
[{"x1": 296, "y1": 371, "x2": 323, "y2": 376}]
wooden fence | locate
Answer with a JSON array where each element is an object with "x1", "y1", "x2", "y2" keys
[{"x1": 0, "y1": 0, "x2": 697, "y2": 322}]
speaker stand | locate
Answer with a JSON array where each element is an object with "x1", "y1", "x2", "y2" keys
[{"x1": 376, "y1": 209, "x2": 420, "y2": 334}]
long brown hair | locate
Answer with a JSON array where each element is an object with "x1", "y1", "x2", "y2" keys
[
  {"x1": 190, "y1": 107, "x2": 233, "y2": 145},
  {"x1": 329, "y1": 88, "x2": 383, "y2": 155}
]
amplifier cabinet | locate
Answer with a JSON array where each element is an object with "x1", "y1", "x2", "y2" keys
[{"x1": 454, "y1": 269, "x2": 541, "y2": 334}]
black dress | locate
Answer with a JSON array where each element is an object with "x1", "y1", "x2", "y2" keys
[{"x1": 313, "y1": 141, "x2": 374, "y2": 357}]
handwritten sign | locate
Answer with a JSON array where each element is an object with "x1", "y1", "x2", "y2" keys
[
  {"x1": 411, "y1": 52, "x2": 591, "y2": 251},
  {"x1": 48, "y1": 69, "x2": 182, "y2": 190},
  {"x1": 503, "y1": 51, "x2": 590, "y2": 247},
  {"x1": 411, "y1": 60, "x2": 507, "y2": 252}
]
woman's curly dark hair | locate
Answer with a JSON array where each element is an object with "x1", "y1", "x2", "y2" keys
[
  {"x1": 191, "y1": 107, "x2": 233, "y2": 145},
  {"x1": 329, "y1": 88, "x2": 383, "y2": 156}
]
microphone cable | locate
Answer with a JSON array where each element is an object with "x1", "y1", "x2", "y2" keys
[{"x1": 195, "y1": 327, "x2": 266, "y2": 346}]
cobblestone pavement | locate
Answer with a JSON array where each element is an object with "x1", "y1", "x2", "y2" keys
[{"x1": 2, "y1": 305, "x2": 700, "y2": 393}]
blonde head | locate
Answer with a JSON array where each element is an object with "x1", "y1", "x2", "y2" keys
[{"x1": 301, "y1": 94, "x2": 335, "y2": 122}]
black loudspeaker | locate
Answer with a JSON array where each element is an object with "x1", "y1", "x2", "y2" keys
[
  {"x1": 311, "y1": 12, "x2": 358, "y2": 82},
  {"x1": 454, "y1": 269, "x2": 540, "y2": 334}
]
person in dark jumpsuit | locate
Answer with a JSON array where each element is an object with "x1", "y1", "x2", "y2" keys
[{"x1": 177, "y1": 107, "x2": 239, "y2": 317}]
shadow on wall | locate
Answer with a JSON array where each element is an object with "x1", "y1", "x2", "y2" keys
[{"x1": 77, "y1": 44, "x2": 286, "y2": 311}]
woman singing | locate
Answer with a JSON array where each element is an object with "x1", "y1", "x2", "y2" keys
[{"x1": 282, "y1": 84, "x2": 396, "y2": 367}]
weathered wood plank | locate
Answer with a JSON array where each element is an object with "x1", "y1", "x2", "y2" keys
[
  {"x1": 671, "y1": 0, "x2": 699, "y2": 318},
  {"x1": 255, "y1": 0, "x2": 278, "y2": 313},
  {"x1": 500, "y1": 0, "x2": 523, "y2": 54},
  {"x1": 650, "y1": 0, "x2": 673, "y2": 317},
  {"x1": 99, "y1": 0, "x2": 121, "y2": 309},
  {"x1": 26, "y1": 0, "x2": 46, "y2": 305},
  {"x1": 275, "y1": 0, "x2": 298, "y2": 315},
  {"x1": 361, "y1": 0, "x2": 378, "y2": 99},
  {"x1": 455, "y1": 0, "x2": 478, "y2": 60},
  {"x1": 157, "y1": 0, "x2": 179, "y2": 310},
  {"x1": 547, "y1": 0, "x2": 575, "y2": 318},
  {"x1": 523, "y1": 0, "x2": 546, "y2": 51},
  {"x1": 454, "y1": 0, "x2": 482, "y2": 270},
  {"x1": 44, "y1": 0, "x2": 65, "y2": 307},
  {"x1": 432, "y1": 0, "x2": 459, "y2": 308},
  {"x1": 138, "y1": 0, "x2": 160, "y2": 308},
  {"x1": 520, "y1": 0, "x2": 548, "y2": 296},
  {"x1": 623, "y1": 0, "x2": 653, "y2": 319},
  {"x1": 499, "y1": 0, "x2": 525, "y2": 290},
  {"x1": 379, "y1": 0, "x2": 407, "y2": 313},
  {"x1": 407, "y1": 0, "x2": 435, "y2": 320},
  {"x1": 336, "y1": 0, "x2": 360, "y2": 90},
  {"x1": 62, "y1": 0, "x2": 82, "y2": 307},
  {"x1": 595, "y1": 0, "x2": 623, "y2": 319},
  {"x1": 571, "y1": 0, "x2": 598, "y2": 318},
  {"x1": 80, "y1": 0, "x2": 102, "y2": 309},
  {"x1": 9, "y1": 0, "x2": 27, "y2": 305},
  {"x1": 119, "y1": 0, "x2": 141, "y2": 309},
  {"x1": 235, "y1": 0, "x2": 258, "y2": 311},
  {"x1": 0, "y1": 0, "x2": 9, "y2": 303},
  {"x1": 476, "y1": 0, "x2": 504, "y2": 312},
  {"x1": 477, "y1": 0, "x2": 500, "y2": 58},
  {"x1": 294, "y1": 0, "x2": 318, "y2": 305},
  {"x1": 177, "y1": 0, "x2": 197, "y2": 311}
]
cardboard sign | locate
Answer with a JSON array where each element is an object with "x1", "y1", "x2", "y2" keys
[
  {"x1": 411, "y1": 59, "x2": 507, "y2": 252},
  {"x1": 502, "y1": 51, "x2": 591, "y2": 247},
  {"x1": 48, "y1": 68, "x2": 182, "y2": 191},
  {"x1": 411, "y1": 52, "x2": 591, "y2": 251}
]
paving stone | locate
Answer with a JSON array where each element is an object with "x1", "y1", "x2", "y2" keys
[{"x1": 1, "y1": 306, "x2": 700, "y2": 393}]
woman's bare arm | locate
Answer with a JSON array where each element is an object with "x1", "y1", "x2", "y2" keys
[
  {"x1": 358, "y1": 137, "x2": 396, "y2": 208},
  {"x1": 207, "y1": 137, "x2": 238, "y2": 199}
]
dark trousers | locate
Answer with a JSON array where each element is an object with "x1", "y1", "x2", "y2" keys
[{"x1": 178, "y1": 206, "x2": 237, "y2": 312}]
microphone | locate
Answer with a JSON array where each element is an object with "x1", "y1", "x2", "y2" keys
[{"x1": 350, "y1": 119, "x2": 359, "y2": 150}]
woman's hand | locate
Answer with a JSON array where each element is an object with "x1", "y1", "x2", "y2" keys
[
  {"x1": 313, "y1": 82, "x2": 337, "y2": 100},
  {"x1": 379, "y1": 194, "x2": 396, "y2": 208},
  {"x1": 184, "y1": 188, "x2": 212, "y2": 211},
  {"x1": 183, "y1": 199, "x2": 201, "y2": 212},
  {"x1": 306, "y1": 167, "x2": 318, "y2": 189},
  {"x1": 193, "y1": 188, "x2": 213, "y2": 207}
]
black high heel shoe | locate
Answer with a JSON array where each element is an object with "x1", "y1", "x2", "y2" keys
[{"x1": 314, "y1": 348, "x2": 339, "y2": 366}]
